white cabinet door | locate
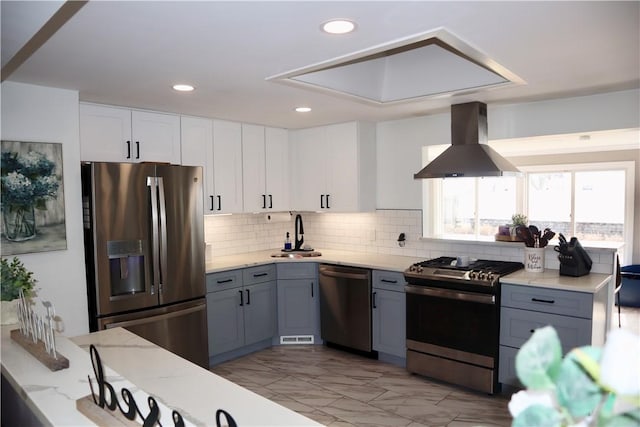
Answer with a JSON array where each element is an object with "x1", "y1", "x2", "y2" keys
[
  {"x1": 290, "y1": 122, "x2": 375, "y2": 212},
  {"x1": 80, "y1": 103, "x2": 132, "y2": 162},
  {"x1": 290, "y1": 126, "x2": 327, "y2": 211},
  {"x1": 213, "y1": 120, "x2": 243, "y2": 213},
  {"x1": 326, "y1": 121, "x2": 376, "y2": 212},
  {"x1": 181, "y1": 116, "x2": 215, "y2": 213},
  {"x1": 131, "y1": 110, "x2": 181, "y2": 164},
  {"x1": 242, "y1": 124, "x2": 267, "y2": 212},
  {"x1": 80, "y1": 103, "x2": 181, "y2": 164},
  {"x1": 243, "y1": 125, "x2": 290, "y2": 212},
  {"x1": 265, "y1": 127, "x2": 290, "y2": 211},
  {"x1": 325, "y1": 122, "x2": 359, "y2": 211}
]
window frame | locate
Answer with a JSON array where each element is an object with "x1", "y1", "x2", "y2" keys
[{"x1": 422, "y1": 158, "x2": 635, "y2": 264}]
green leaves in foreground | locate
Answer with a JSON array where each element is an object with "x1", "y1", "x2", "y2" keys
[
  {"x1": 515, "y1": 326, "x2": 563, "y2": 390},
  {"x1": 510, "y1": 326, "x2": 640, "y2": 427}
]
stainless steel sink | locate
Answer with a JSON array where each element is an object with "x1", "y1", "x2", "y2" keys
[{"x1": 270, "y1": 251, "x2": 322, "y2": 258}]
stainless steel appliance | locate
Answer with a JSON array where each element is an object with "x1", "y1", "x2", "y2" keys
[
  {"x1": 81, "y1": 162, "x2": 208, "y2": 368},
  {"x1": 413, "y1": 102, "x2": 520, "y2": 179},
  {"x1": 319, "y1": 264, "x2": 373, "y2": 353},
  {"x1": 404, "y1": 256, "x2": 523, "y2": 394}
]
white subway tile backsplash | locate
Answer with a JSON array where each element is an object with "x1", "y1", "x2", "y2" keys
[{"x1": 204, "y1": 209, "x2": 616, "y2": 274}]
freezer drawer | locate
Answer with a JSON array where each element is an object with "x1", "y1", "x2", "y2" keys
[{"x1": 98, "y1": 298, "x2": 208, "y2": 368}]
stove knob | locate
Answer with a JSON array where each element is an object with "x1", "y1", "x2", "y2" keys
[
  {"x1": 478, "y1": 272, "x2": 487, "y2": 281},
  {"x1": 469, "y1": 271, "x2": 477, "y2": 280},
  {"x1": 487, "y1": 273, "x2": 495, "y2": 282},
  {"x1": 417, "y1": 266, "x2": 423, "y2": 273}
]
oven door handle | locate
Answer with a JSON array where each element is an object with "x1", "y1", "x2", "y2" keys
[{"x1": 404, "y1": 284, "x2": 495, "y2": 305}]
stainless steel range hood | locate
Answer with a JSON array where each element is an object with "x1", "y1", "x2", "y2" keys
[{"x1": 414, "y1": 102, "x2": 520, "y2": 178}]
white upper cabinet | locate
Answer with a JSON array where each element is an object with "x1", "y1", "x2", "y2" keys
[
  {"x1": 181, "y1": 117, "x2": 243, "y2": 214},
  {"x1": 213, "y1": 120, "x2": 244, "y2": 214},
  {"x1": 242, "y1": 124, "x2": 290, "y2": 212},
  {"x1": 290, "y1": 121, "x2": 376, "y2": 212},
  {"x1": 265, "y1": 127, "x2": 290, "y2": 211},
  {"x1": 80, "y1": 103, "x2": 180, "y2": 164},
  {"x1": 181, "y1": 116, "x2": 215, "y2": 213}
]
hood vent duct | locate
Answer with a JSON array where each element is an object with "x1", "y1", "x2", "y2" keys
[{"x1": 413, "y1": 102, "x2": 520, "y2": 179}]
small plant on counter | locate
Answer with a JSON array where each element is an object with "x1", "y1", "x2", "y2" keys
[
  {"x1": 509, "y1": 326, "x2": 640, "y2": 427},
  {"x1": 511, "y1": 214, "x2": 529, "y2": 227},
  {"x1": 0, "y1": 257, "x2": 37, "y2": 301}
]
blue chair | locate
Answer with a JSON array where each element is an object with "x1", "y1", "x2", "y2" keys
[{"x1": 618, "y1": 264, "x2": 640, "y2": 308}]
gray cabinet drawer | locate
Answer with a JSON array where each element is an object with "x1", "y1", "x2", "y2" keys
[
  {"x1": 372, "y1": 270, "x2": 406, "y2": 292},
  {"x1": 243, "y1": 264, "x2": 276, "y2": 285},
  {"x1": 501, "y1": 284, "x2": 593, "y2": 318},
  {"x1": 500, "y1": 307, "x2": 592, "y2": 353},
  {"x1": 276, "y1": 262, "x2": 317, "y2": 279},
  {"x1": 206, "y1": 269, "x2": 242, "y2": 293}
]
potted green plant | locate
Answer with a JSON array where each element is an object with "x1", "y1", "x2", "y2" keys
[
  {"x1": 510, "y1": 213, "x2": 528, "y2": 239},
  {"x1": 1, "y1": 257, "x2": 37, "y2": 324}
]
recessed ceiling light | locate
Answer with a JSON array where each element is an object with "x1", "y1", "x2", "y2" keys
[
  {"x1": 295, "y1": 107, "x2": 312, "y2": 113},
  {"x1": 321, "y1": 19, "x2": 356, "y2": 35},
  {"x1": 172, "y1": 84, "x2": 194, "y2": 92}
]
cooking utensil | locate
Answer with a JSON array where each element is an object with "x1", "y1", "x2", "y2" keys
[
  {"x1": 516, "y1": 226, "x2": 535, "y2": 247},
  {"x1": 539, "y1": 229, "x2": 556, "y2": 248}
]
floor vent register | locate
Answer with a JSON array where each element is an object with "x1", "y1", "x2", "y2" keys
[{"x1": 279, "y1": 335, "x2": 314, "y2": 345}]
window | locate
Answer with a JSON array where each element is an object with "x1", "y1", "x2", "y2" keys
[
  {"x1": 422, "y1": 151, "x2": 635, "y2": 263},
  {"x1": 440, "y1": 177, "x2": 516, "y2": 238}
]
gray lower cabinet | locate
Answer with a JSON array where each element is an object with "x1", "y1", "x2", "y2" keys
[
  {"x1": 372, "y1": 270, "x2": 406, "y2": 360},
  {"x1": 206, "y1": 265, "x2": 277, "y2": 358},
  {"x1": 276, "y1": 263, "x2": 320, "y2": 342},
  {"x1": 499, "y1": 282, "x2": 607, "y2": 388}
]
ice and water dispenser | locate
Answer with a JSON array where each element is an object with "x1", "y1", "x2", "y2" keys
[{"x1": 107, "y1": 240, "x2": 146, "y2": 296}]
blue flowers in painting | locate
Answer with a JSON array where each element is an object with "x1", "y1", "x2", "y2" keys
[{"x1": 1, "y1": 150, "x2": 59, "y2": 209}]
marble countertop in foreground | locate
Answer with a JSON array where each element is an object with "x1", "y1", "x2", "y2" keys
[{"x1": 1, "y1": 326, "x2": 321, "y2": 426}]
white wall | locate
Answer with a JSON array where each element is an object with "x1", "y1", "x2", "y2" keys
[
  {"x1": 1, "y1": 82, "x2": 88, "y2": 337},
  {"x1": 376, "y1": 89, "x2": 640, "y2": 208}
]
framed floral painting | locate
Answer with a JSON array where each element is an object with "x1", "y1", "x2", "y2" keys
[{"x1": 1, "y1": 141, "x2": 67, "y2": 255}]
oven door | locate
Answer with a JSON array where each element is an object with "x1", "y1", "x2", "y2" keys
[{"x1": 405, "y1": 284, "x2": 498, "y2": 359}]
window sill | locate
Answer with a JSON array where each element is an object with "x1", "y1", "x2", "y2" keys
[{"x1": 418, "y1": 235, "x2": 624, "y2": 251}]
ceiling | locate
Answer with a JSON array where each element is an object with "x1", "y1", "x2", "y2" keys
[{"x1": 2, "y1": 1, "x2": 639, "y2": 129}]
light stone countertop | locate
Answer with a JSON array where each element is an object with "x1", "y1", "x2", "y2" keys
[
  {"x1": 206, "y1": 248, "x2": 424, "y2": 274},
  {"x1": 207, "y1": 248, "x2": 612, "y2": 294},
  {"x1": 1, "y1": 326, "x2": 321, "y2": 426},
  {"x1": 501, "y1": 269, "x2": 612, "y2": 293}
]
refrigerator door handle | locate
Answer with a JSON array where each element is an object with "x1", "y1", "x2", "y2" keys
[
  {"x1": 157, "y1": 176, "x2": 168, "y2": 294},
  {"x1": 147, "y1": 176, "x2": 159, "y2": 295}
]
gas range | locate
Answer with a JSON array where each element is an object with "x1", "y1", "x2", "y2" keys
[{"x1": 404, "y1": 256, "x2": 523, "y2": 292}]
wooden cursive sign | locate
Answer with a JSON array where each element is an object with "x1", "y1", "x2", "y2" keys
[{"x1": 77, "y1": 345, "x2": 237, "y2": 427}]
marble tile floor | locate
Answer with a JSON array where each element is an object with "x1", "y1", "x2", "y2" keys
[
  {"x1": 211, "y1": 307, "x2": 640, "y2": 427},
  {"x1": 211, "y1": 346, "x2": 513, "y2": 427}
]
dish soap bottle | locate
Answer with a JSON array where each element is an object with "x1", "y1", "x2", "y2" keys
[{"x1": 284, "y1": 232, "x2": 292, "y2": 250}]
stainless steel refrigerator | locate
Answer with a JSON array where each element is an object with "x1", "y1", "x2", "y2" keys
[{"x1": 81, "y1": 162, "x2": 208, "y2": 368}]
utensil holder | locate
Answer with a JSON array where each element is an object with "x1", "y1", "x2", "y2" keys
[{"x1": 524, "y1": 247, "x2": 545, "y2": 272}]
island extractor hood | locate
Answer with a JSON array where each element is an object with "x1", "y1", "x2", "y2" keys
[{"x1": 413, "y1": 102, "x2": 520, "y2": 179}]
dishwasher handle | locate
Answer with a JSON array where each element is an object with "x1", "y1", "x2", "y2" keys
[{"x1": 319, "y1": 267, "x2": 369, "y2": 281}]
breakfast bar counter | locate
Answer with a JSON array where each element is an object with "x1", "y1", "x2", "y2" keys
[{"x1": 1, "y1": 325, "x2": 321, "y2": 426}]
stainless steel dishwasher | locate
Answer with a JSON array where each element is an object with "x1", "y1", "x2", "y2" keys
[{"x1": 319, "y1": 264, "x2": 372, "y2": 353}]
